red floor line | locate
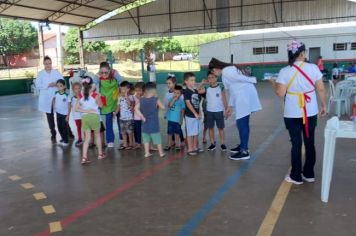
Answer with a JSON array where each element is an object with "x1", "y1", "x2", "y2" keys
[{"x1": 36, "y1": 153, "x2": 184, "y2": 236}]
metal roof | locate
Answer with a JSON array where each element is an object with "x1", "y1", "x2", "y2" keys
[
  {"x1": 83, "y1": 0, "x2": 356, "y2": 41},
  {"x1": 0, "y1": 0, "x2": 138, "y2": 26}
]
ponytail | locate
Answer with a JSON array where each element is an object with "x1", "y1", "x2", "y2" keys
[{"x1": 81, "y1": 76, "x2": 93, "y2": 101}]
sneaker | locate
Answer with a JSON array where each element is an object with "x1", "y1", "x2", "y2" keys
[
  {"x1": 285, "y1": 176, "x2": 303, "y2": 185},
  {"x1": 188, "y1": 151, "x2": 198, "y2": 156},
  {"x1": 69, "y1": 135, "x2": 75, "y2": 140},
  {"x1": 230, "y1": 145, "x2": 241, "y2": 154},
  {"x1": 221, "y1": 144, "x2": 227, "y2": 152},
  {"x1": 60, "y1": 142, "x2": 69, "y2": 147},
  {"x1": 302, "y1": 174, "x2": 315, "y2": 183},
  {"x1": 207, "y1": 144, "x2": 216, "y2": 151},
  {"x1": 75, "y1": 140, "x2": 83, "y2": 146},
  {"x1": 107, "y1": 142, "x2": 114, "y2": 148},
  {"x1": 229, "y1": 151, "x2": 250, "y2": 160}
]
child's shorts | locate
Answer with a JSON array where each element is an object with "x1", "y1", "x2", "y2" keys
[
  {"x1": 167, "y1": 121, "x2": 181, "y2": 135},
  {"x1": 206, "y1": 111, "x2": 225, "y2": 129},
  {"x1": 142, "y1": 132, "x2": 161, "y2": 145},
  {"x1": 185, "y1": 116, "x2": 201, "y2": 136},
  {"x1": 82, "y1": 113, "x2": 100, "y2": 131},
  {"x1": 120, "y1": 119, "x2": 134, "y2": 134}
]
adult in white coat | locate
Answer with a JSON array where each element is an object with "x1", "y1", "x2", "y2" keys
[
  {"x1": 209, "y1": 58, "x2": 262, "y2": 160},
  {"x1": 35, "y1": 56, "x2": 64, "y2": 141}
]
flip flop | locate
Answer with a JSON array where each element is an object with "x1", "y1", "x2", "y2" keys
[{"x1": 81, "y1": 157, "x2": 91, "y2": 164}]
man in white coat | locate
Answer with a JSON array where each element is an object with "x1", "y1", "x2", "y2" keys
[{"x1": 35, "y1": 56, "x2": 64, "y2": 142}]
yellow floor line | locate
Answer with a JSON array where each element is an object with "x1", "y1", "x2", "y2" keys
[
  {"x1": 8, "y1": 175, "x2": 22, "y2": 181},
  {"x1": 256, "y1": 176, "x2": 292, "y2": 236},
  {"x1": 33, "y1": 192, "x2": 47, "y2": 200},
  {"x1": 49, "y1": 221, "x2": 62, "y2": 233},
  {"x1": 42, "y1": 205, "x2": 56, "y2": 214},
  {"x1": 20, "y1": 183, "x2": 35, "y2": 189}
]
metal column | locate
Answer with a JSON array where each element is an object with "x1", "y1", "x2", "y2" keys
[
  {"x1": 78, "y1": 29, "x2": 85, "y2": 69},
  {"x1": 37, "y1": 23, "x2": 45, "y2": 67}
]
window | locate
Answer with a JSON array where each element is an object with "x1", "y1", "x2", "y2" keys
[
  {"x1": 351, "y1": 43, "x2": 356, "y2": 50},
  {"x1": 266, "y1": 46, "x2": 278, "y2": 54},
  {"x1": 253, "y1": 47, "x2": 265, "y2": 55},
  {"x1": 333, "y1": 43, "x2": 347, "y2": 51}
]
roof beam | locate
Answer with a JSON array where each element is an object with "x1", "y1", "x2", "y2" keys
[
  {"x1": 54, "y1": 0, "x2": 110, "y2": 12},
  {"x1": 47, "y1": 0, "x2": 97, "y2": 21},
  {"x1": 0, "y1": 0, "x2": 21, "y2": 13}
]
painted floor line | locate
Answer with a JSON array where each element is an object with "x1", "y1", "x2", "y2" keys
[
  {"x1": 36, "y1": 152, "x2": 185, "y2": 236},
  {"x1": 177, "y1": 125, "x2": 284, "y2": 236},
  {"x1": 256, "y1": 169, "x2": 292, "y2": 236}
]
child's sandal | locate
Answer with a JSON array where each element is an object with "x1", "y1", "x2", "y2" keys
[
  {"x1": 98, "y1": 153, "x2": 106, "y2": 160},
  {"x1": 81, "y1": 157, "x2": 91, "y2": 164},
  {"x1": 144, "y1": 153, "x2": 153, "y2": 158}
]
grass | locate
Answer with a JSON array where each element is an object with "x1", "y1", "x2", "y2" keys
[{"x1": 0, "y1": 60, "x2": 200, "y2": 80}]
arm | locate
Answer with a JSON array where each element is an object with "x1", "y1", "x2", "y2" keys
[
  {"x1": 180, "y1": 109, "x2": 185, "y2": 124},
  {"x1": 315, "y1": 79, "x2": 327, "y2": 116},
  {"x1": 185, "y1": 100, "x2": 200, "y2": 119},
  {"x1": 168, "y1": 97, "x2": 177, "y2": 108},
  {"x1": 66, "y1": 100, "x2": 71, "y2": 122},
  {"x1": 157, "y1": 99, "x2": 165, "y2": 110},
  {"x1": 270, "y1": 80, "x2": 287, "y2": 97},
  {"x1": 222, "y1": 90, "x2": 228, "y2": 110},
  {"x1": 134, "y1": 101, "x2": 146, "y2": 122}
]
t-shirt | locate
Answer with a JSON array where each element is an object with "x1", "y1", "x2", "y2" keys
[
  {"x1": 79, "y1": 92, "x2": 100, "y2": 115},
  {"x1": 332, "y1": 68, "x2": 339, "y2": 76},
  {"x1": 119, "y1": 95, "x2": 135, "y2": 120},
  {"x1": 183, "y1": 88, "x2": 201, "y2": 118},
  {"x1": 54, "y1": 91, "x2": 70, "y2": 115},
  {"x1": 70, "y1": 95, "x2": 82, "y2": 120},
  {"x1": 167, "y1": 98, "x2": 185, "y2": 123},
  {"x1": 205, "y1": 84, "x2": 225, "y2": 112},
  {"x1": 140, "y1": 96, "x2": 159, "y2": 133},
  {"x1": 277, "y1": 62, "x2": 322, "y2": 118}
]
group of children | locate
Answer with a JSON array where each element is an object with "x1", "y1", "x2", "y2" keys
[{"x1": 51, "y1": 70, "x2": 231, "y2": 164}]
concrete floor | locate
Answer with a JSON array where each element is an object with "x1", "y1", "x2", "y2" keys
[{"x1": 0, "y1": 83, "x2": 356, "y2": 236}]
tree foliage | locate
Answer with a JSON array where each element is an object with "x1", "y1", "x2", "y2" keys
[
  {"x1": 64, "y1": 27, "x2": 109, "y2": 54},
  {"x1": 0, "y1": 19, "x2": 37, "y2": 54}
]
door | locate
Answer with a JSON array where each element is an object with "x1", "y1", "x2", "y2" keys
[{"x1": 309, "y1": 47, "x2": 321, "y2": 64}]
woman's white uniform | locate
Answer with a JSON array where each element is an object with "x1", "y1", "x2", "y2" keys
[
  {"x1": 35, "y1": 69, "x2": 63, "y2": 113},
  {"x1": 222, "y1": 66, "x2": 262, "y2": 119}
]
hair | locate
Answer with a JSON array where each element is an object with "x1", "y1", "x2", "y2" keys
[
  {"x1": 81, "y1": 76, "x2": 93, "y2": 101},
  {"x1": 72, "y1": 82, "x2": 81, "y2": 89},
  {"x1": 43, "y1": 55, "x2": 52, "y2": 63},
  {"x1": 174, "y1": 85, "x2": 183, "y2": 93},
  {"x1": 167, "y1": 75, "x2": 176, "y2": 84},
  {"x1": 208, "y1": 57, "x2": 233, "y2": 70},
  {"x1": 207, "y1": 70, "x2": 216, "y2": 77},
  {"x1": 288, "y1": 44, "x2": 306, "y2": 66},
  {"x1": 183, "y1": 72, "x2": 195, "y2": 81},
  {"x1": 134, "y1": 81, "x2": 145, "y2": 90},
  {"x1": 333, "y1": 63, "x2": 338, "y2": 68},
  {"x1": 145, "y1": 82, "x2": 157, "y2": 93},
  {"x1": 319, "y1": 56, "x2": 323, "y2": 59},
  {"x1": 99, "y1": 61, "x2": 115, "y2": 80},
  {"x1": 56, "y1": 79, "x2": 66, "y2": 86},
  {"x1": 120, "y1": 80, "x2": 130, "y2": 88}
]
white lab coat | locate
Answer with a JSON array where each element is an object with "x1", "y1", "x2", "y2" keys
[
  {"x1": 35, "y1": 69, "x2": 63, "y2": 113},
  {"x1": 222, "y1": 66, "x2": 262, "y2": 120}
]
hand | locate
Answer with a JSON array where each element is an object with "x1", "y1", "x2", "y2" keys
[
  {"x1": 201, "y1": 79, "x2": 208, "y2": 85},
  {"x1": 225, "y1": 107, "x2": 232, "y2": 119},
  {"x1": 319, "y1": 105, "x2": 327, "y2": 117},
  {"x1": 195, "y1": 113, "x2": 201, "y2": 120},
  {"x1": 65, "y1": 115, "x2": 69, "y2": 122},
  {"x1": 89, "y1": 109, "x2": 97, "y2": 114},
  {"x1": 113, "y1": 112, "x2": 117, "y2": 118},
  {"x1": 48, "y1": 82, "x2": 56, "y2": 87},
  {"x1": 142, "y1": 117, "x2": 146, "y2": 123}
]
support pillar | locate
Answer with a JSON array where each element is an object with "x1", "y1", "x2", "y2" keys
[
  {"x1": 78, "y1": 29, "x2": 85, "y2": 68},
  {"x1": 37, "y1": 23, "x2": 45, "y2": 67},
  {"x1": 56, "y1": 25, "x2": 64, "y2": 73}
]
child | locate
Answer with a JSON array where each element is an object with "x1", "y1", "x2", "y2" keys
[
  {"x1": 135, "y1": 82, "x2": 165, "y2": 157},
  {"x1": 53, "y1": 79, "x2": 70, "y2": 146},
  {"x1": 164, "y1": 75, "x2": 185, "y2": 149},
  {"x1": 204, "y1": 71, "x2": 228, "y2": 151},
  {"x1": 183, "y1": 72, "x2": 205, "y2": 156},
  {"x1": 70, "y1": 82, "x2": 83, "y2": 146},
  {"x1": 76, "y1": 76, "x2": 105, "y2": 164},
  {"x1": 115, "y1": 81, "x2": 135, "y2": 150},
  {"x1": 166, "y1": 85, "x2": 185, "y2": 150},
  {"x1": 331, "y1": 63, "x2": 339, "y2": 82},
  {"x1": 133, "y1": 82, "x2": 145, "y2": 149}
]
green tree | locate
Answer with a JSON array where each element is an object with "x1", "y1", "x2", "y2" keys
[
  {"x1": 64, "y1": 27, "x2": 109, "y2": 64},
  {"x1": 0, "y1": 19, "x2": 37, "y2": 65}
]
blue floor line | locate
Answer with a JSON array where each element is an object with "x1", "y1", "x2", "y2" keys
[{"x1": 177, "y1": 125, "x2": 284, "y2": 236}]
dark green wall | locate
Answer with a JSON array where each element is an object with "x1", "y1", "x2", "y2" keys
[{"x1": 0, "y1": 79, "x2": 33, "y2": 96}]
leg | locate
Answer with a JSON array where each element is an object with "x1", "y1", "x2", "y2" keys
[
  {"x1": 46, "y1": 112, "x2": 56, "y2": 138},
  {"x1": 142, "y1": 133, "x2": 151, "y2": 157},
  {"x1": 186, "y1": 136, "x2": 194, "y2": 152},
  {"x1": 209, "y1": 128, "x2": 215, "y2": 145},
  {"x1": 302, "y1": 116, "x2": 317, "y2": 178},
  {"x1": 179, "y1": 125, "x2": 185, "y2": 143},
  {"x1": 153, "y1": 133, "x2": 165, "y2": 157},
  {"x1": 284, "y1": 118, "x2": 303, "y2": 182},
  {"x1": 82, "y1": 130, "x2": 91, "y2": 161},
  {"x1": 56, "y1": 114, "x2": 66, "y2": 142},
  {"x1": 175, "y1": 133, "x2": 181, "y2": 147},
  {"x1": 218, "y1": 129, "x2": 225, "y2": 145},
  {"x1": 105, "y1": 113, "x2": 115, "y2": 144},
  {"x1": 75, "y1": 120, "x2": 82, "y2": 141},
  {"x1": 193, "y1": 135, "x2": 199, "y2": 151},
  {"x1": 116, "y1": 112, "x2": 123, "y2": 140},
  {"x1": 236, "y1": 115, "x2": 250, "y2": 151},
  {"x1": 94, "y1": 130, "x2": 103, "y2": 157}
]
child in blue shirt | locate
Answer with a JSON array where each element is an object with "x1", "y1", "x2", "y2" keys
[{"x1": 166, "y1": 85, "x2": 185, "y2": 150}]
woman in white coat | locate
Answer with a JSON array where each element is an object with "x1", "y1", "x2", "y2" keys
[
  {"x1": 209, "y1": 58, "x2": 262, "y2": 160},
  {"x1": 35, "y1": 56, "x2": 64, "y2": 142}
]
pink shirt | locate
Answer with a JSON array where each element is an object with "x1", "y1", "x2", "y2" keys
[{"x1": 133, "y1": 96, "x2": 141, "y2": 120}]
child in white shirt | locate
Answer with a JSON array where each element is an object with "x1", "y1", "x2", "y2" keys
[{"x1": 53, "y1": 79, "x2": 70, "y2": 146}]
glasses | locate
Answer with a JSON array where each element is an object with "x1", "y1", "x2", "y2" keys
[{"x1": 100, "y1": 71, "x2": 109, "y2": 75}]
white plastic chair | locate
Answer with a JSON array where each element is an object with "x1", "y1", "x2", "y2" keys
[
  {"x1": 322, "y1": 117, "x2": 356, "y2": 202},
  {"x1": 328, "y1": 81, "x2": 349, "y2": 116}
]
